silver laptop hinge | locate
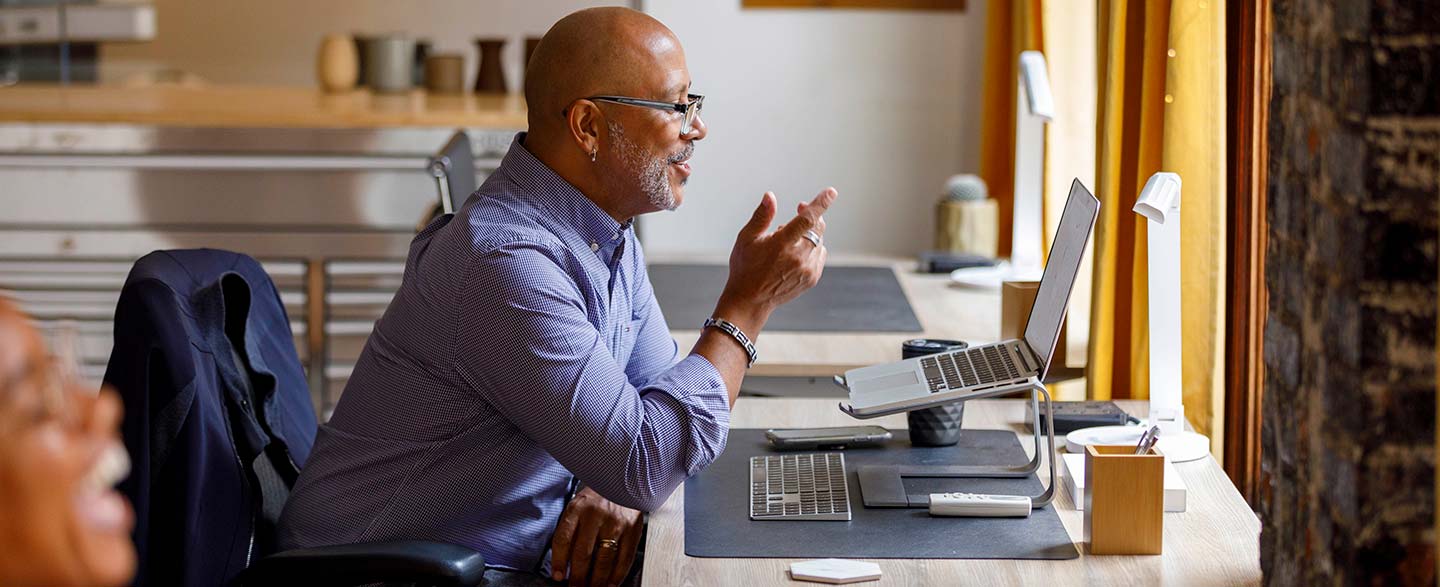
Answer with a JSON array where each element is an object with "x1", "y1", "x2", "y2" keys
[{"x1": 1016, "y1": 343, "x2": 1040, "y2": 374}]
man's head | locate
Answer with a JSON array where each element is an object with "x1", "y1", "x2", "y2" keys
[
  {"x1": 0, "y1": 297, "x2": 135, "y2": 586},
  {"x1": 525, "y1": 7, "x2": 706, "y2": 220}
]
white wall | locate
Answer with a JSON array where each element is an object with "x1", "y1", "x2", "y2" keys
[
  {"x1": 101, "y1": 0, "x2": 988, "y2": 257},
  {"x1": 640, "y1": 1, "x2": 988, "y2": 256},
  {"x1": 102, "y1": 0, "x2": 627, "y2": 89}
]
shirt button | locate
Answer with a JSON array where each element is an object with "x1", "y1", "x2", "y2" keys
[
  {"x1": 612, "y1": 232, "x2": 620, "y2": 241},
  {"x1": 589, "y1": 242, "x2": 599, "y2": 252}
]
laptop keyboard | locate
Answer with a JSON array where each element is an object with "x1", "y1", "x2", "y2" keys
[
  {"x1": 749, "y1": 453, "x2": 852, "y2": 521},
  {"x1": 920, "y1": 345, "x2": 1022, "y2": 393}
]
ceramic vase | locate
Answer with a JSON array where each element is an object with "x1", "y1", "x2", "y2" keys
[
  {"x1": 368, "y1": 35, "x2": 415, "y2": 94},
  {"x1": 473, "y1": 38, "x2": 507, "y2": 93},
  {"x1": 522, "y1": 36, "x2": 542, "y2": 85},
  {"x1": 424, "y1": 54, "x2": 465, "y2": 94},
  {"x1": 412, "y1": 39, "x2": 431, "y2": 87},
  {"x1": 316, "y1": 34, "x2": 359, "y2": 93},
  {"x1": 352, "y1": 34, "x2": 375, "y2": 88}
]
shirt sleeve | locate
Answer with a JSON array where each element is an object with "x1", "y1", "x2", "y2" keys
[
  {"x1": 623, "y1": 262, "x2": 681, "y2": 389},
  {"x1": 453, "y1": 240, "x2": 730, "y2": 512}
]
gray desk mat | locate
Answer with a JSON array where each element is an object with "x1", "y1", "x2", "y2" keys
[
  {"x1": 684, "y1": 428, "x2": 1079, "y2": 560},
  {"x1": 648, "y1": 264, "x2": 922, "y2": 332}
]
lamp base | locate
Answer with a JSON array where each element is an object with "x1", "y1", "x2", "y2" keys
[{"x1": 1065, "y1": 424, "x2": 1211, "y2": 463}]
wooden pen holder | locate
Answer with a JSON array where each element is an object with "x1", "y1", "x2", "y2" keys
[{"x1": 1084, "y1": 445, "x2": 1164, "y2": 555}]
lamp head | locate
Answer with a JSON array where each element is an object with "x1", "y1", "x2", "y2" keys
[
  {"x1": 1133, "y1": 172, "x2": 1182, "y2": 224},
  {"x1": 1019, "y1": 51, "x2": 1054, "y2": 122}
]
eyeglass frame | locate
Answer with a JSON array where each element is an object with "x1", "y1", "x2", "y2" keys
[{"x1": 583, "y1": 93, "x2": 705, "y2": 135}]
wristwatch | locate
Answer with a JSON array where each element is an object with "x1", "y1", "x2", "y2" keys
[{"x1": 703, "y1": 317, "x2": 758, "y2": 368}]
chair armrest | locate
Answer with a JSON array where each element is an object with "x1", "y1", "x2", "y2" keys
[{"x1": 238, "y1": 540, "x2": 486, "y2": 587}]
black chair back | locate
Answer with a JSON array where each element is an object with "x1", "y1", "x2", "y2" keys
[{"x1": 428, "y1": 131, "x2": 478, "y2": 214}]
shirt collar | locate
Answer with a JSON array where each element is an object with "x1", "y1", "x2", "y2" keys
[{"x1": 501, "y1": 133, "x2": 630, "y2": 257}]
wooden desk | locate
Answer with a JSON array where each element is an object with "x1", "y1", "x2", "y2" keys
[
  {"x1": 642, "y1": 398, "x2": 1261, "y2": 586},
  {"x1": 666, "y1": 257, "x2": 998, "y2": 377}
]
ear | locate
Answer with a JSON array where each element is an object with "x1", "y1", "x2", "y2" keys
[{"x1": 566, "y1": 100, "x2": 604, "y2": 159}]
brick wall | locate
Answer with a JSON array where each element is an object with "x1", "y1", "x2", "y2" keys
[{"x1": 1262, "y1": 1, "x2": 1439, "y2": 584}]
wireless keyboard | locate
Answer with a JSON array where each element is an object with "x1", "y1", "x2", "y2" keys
[{"x1": 749, "y1": 453, "x2": 852, "y2": 521}]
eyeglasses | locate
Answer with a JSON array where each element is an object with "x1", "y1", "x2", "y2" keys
[
  {"x1": 587, "y1": 94, "x2": 705, "y2": 135},
  {"x1": 0, "y1": 325, "x2": 82, "y2": 432},
  {"x1": 0, "y1": 355, "x2": 73, "y2": 432}
]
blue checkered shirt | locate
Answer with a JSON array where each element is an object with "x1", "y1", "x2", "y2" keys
[{"x1": 277, "y1": 133, "x2": 731, "y2": 571}]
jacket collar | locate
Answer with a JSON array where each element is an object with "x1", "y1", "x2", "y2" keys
[{"x1": 192, "y1": 273, "x2": 277, "y2": 454}]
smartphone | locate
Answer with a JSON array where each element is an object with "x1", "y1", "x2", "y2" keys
[{"x1": 765, "y1": 426, "x2": 892, "y2": 451}]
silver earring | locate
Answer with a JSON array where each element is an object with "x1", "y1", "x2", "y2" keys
[{"x1": 590, "y1": 148, "x2": 598, "y2": 162}]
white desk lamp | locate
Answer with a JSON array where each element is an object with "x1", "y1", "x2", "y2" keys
[
  {"x1": 1066, "y1": 172, "x2": 1211, "y2": 462},
  {"x1": 951, "y1": 51, "x2": 1053, "y2": 288}
]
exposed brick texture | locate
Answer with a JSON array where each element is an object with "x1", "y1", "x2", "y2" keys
[{"x1": 1263, "y1": 1, "x2": 1440, "y2": 585}]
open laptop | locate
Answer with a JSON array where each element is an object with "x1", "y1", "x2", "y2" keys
[{"x1": 842, "y1": 178, "x2": 1100, "y2": 417}]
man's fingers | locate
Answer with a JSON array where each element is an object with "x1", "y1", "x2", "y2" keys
[
  {"x1": 811, "y1": 245, "x2": 828, "y2": 283},
  {"x1": 804, "y1": 187, "x2": 837, "y2": 219},
  {"x1": 567, "y1": 515, "x2": 601, "y2": 586},
  {"x1": 739, "y1": 192, "x2": 777, "y2": 239},
  {"x1": 550, "y1": 507, "x2": 582, "y2": 581},
  {"x1": 608, "y1": 517, "x2": 644, "y2": 586},
  {"x1": 780, "y1": 187, "x2": 837, "y2": 239},
  {"x1": 590, "y1": 522, "x2": 623, "y2": 587}
]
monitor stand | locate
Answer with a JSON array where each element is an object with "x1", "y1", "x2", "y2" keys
[{"x1": 846, "y1": 381, "x2": 1058, "y2": 509}]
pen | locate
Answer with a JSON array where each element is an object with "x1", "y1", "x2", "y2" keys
[{"x1": 1135, "y1": 425, "x2": 1160, "y2": 455}]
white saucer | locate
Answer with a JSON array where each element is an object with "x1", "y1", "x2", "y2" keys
[
  {"x1": 1065, "y1": 424, "x2": 1212, "y2": 463},
  {"x1": 949, "y1": 261, "x2": 1043, "y2": 289}
]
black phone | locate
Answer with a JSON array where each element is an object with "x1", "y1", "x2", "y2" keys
[{"x1": 764, "y1": 426, "x2": 892, "y2": 451}]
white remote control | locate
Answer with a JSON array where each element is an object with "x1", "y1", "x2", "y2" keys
[{"x1": 928, "y1": 493, "x2": 1033, "y2": 517}]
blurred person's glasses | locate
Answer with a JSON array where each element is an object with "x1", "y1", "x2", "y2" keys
[
  {"x1": 0, "y1": 323, "x2": 83, "y2": 430},
  {"x1": 587, "y1": 94, "x2": 705, "y2": 135}
]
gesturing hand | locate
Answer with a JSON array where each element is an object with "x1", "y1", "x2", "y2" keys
[
  {"x1": 717, "y1": 187, "x2": 837, "y2": 328},
  {"x1": 550, "y1": 487, "x2": 644, "y2": 587}
]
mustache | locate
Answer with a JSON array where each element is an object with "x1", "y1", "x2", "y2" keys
[{"x1": 668, "y1": 142, "x2": 695, "y2": 164}]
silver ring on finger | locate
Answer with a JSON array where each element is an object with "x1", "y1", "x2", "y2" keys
[{"x1": 802, "y1": 229, "x2": 822, "y2": 248}]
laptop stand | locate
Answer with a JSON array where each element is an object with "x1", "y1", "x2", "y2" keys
[{"x1": 835, "y1": 378, "x2": 1058, "y2": 508}]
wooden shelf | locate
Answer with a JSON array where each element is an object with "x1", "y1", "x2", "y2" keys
[
  {"x1": 743, "y1": 0, "x2": 965, "y2": 10},
  {"x1": 0, "y1": 84, "x2": 528, "y2": 129}
]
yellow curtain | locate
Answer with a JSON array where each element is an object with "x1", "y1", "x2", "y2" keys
[
  {"x1": 978, "y1": 0, "x2": 1044, "y2": 258},
  {"x1": 1088, "y1": 0, "x2": 1227, "y2": 445}
]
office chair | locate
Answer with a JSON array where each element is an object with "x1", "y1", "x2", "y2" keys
[
  {"x1": 103, "y1": 249, "x2": 486, "y2": 587},
  {"x1": 421, "y1": 130, "x2": 478, "y2": 229}
]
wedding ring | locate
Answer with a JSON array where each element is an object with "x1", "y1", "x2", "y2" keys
[
  {"x1": 802, "y1": 229, "x2": 822, "y2": 248},
  {"x1": 598, "y1": 538, "x2": 620, "y2": 550}
]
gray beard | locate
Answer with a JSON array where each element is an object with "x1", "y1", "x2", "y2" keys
[{"x1": 608, "y1": 120, "x2": 680, "y2": 211}]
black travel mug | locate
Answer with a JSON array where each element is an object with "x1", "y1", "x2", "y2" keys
[{"x1": 903, "y1": 338, "x2": 969, "y2": 446}]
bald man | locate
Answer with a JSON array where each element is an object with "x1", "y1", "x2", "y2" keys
[{"x1": 278, "y1": 7, "x2": 835, "y2": 585}]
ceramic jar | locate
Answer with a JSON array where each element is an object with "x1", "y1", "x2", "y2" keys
[
  {"x1": 316, "y1": 34, "x2": 359, "y2": 93},
  {"x1": 473, "y1": 38, "x2": 507, "y2": 93},
  {"x1": 368, "y1": 35, "x2": 416, "y2": 94},
  {"x1": 424, "y1": 54, "x2": 466, "y2": 94}
]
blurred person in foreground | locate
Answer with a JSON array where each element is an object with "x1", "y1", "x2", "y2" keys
[{"x1": 0, "y1": 296, "x2": 135, "y2": 586}]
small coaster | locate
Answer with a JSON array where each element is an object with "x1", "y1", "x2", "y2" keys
[{"x1": 789, "y1": 559, "x2": 883, "y2": 584}]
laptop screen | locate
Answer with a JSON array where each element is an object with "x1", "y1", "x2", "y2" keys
[{"x1": 1023, "y1": 179, "x2": 1100, "y2": 377}]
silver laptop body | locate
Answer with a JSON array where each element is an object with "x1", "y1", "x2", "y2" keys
[{"x1": 843, "y1": 179, "x2": 1100, "y2": 417}]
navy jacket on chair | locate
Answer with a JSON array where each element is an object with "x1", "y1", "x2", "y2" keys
[{"x1": 103, "y1": 249, "x2": 317, "y2": 586}]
